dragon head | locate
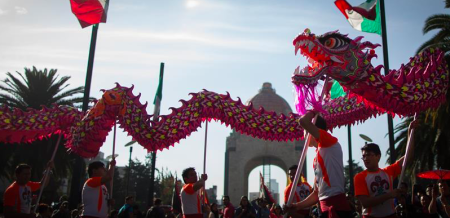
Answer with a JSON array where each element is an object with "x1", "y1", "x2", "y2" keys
[{"x1": 292, "y1": 28, "x2": 380, "y2": 86}]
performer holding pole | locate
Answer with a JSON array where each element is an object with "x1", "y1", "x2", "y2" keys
[
  {"x1": 353, "y1": 119, "x2": 416, "y2": 218},
  {"x1": 34, "y1": 133, "x2": 62, "y2": 212},
  {"x1": 285, "y1": 78, "x2": 353, "y2": 218}
]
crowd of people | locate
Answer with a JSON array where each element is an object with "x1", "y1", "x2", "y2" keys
[{"x1": 2, "y1": 112, "x2": 449, "y2": 218}]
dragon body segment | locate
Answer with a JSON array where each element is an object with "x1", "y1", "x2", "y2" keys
[
  {"x1": 292, "y1": 29, "x2": 448, "y2": 117},
  {"x1": 0, "y1": 84, "x2": 307, "y2": 157}
]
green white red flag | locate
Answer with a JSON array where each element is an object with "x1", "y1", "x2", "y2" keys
[
  {"x1": 334, "y1": 0, "x2": 381, "y2": 35},
  {"x1": 259, "y1": 172, "x2": 276, "y2": 205}
]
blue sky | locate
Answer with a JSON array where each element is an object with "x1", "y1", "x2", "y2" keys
[{"x1": 0, "y1": 0, "x2": 447, "y2": 204}]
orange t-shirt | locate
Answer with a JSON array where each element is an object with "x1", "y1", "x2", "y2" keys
[
  {"x1": 180, "y1": 183, "x2": 202, "y2": 218},
  {"x1": 284, "y1": 181, "x2": 312, "y2": 204},
  {"x1": 3, "y1": 181, "x2": 40, "y2": 214},
  {"x1": 81, "y1": 177, "x2": 109, "y2": 218},
  {"x1": 284, "y1": 181, "x2": 312, "y2": 214},
  {"x1": 354, "y1": 161, "x2": 402, "y2": 217}
]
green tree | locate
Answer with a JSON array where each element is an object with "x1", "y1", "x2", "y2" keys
[
  {"x1": 344, "y1": 159, "x2": 364, "y2": 193},
  {"x1": 392, "y1": 1, "x2": 450, "y2": 182},
  {"x1": 0, "y1": 67, "x2": 86, "y2": 203}
]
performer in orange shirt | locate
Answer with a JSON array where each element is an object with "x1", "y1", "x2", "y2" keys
[
  {"x1": 287, "y1": 111, "x2": 352, "y2": 218},
  {"x1": 180, "y1": 168, "x2": 207, "y2": 218},
  {"x1": 3, "y1": 161, "x2": 54, "y2": 218},
  {"x1": 81, "y1": 160, "x2": 115, "y2": 218},
  {"x1": 284, "y1": 165, "x2": 311, "y2": 218},
  {"x1": 353, "y1": 121, "x2": 416, "y2": 218}
]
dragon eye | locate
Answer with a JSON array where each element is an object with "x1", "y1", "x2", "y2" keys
[
  {"x1": 324, "y1": 38, "x2": 346, "y2": 49},
  {"x1": 325, "y1": 38, "x2": 336, "y2": 48}
]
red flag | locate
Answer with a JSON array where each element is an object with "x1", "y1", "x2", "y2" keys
[
  {"x1": 259, "y1": 173, "x2": 276, "y2": 205},
  {"x1": 70, "y1": 0, "x2": 109, "y2": 28}
]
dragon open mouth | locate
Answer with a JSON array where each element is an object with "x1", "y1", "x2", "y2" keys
[{"x1": 292, "y1": 29, "x2": 347, "y2": 85}]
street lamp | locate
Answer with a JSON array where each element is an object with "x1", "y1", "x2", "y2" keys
[
  {"x1": 359, "y1": 134, "x2": 373, "y2": 145},
  {"x1": 124, "y1": 140, "x2": 137, "y2": 196}
]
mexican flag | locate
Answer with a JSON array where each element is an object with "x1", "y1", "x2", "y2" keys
[
  {"x1": 259, "y1": 173, "x2": 276, "y2": 205},
  {"x1": 70, "y1": 0, "x2": 109, "y2": 28},
  {"x1": 334, "y1": 0, "x2": 381, "y2": 35},
  {"x1": 153, "y1": 63, "x2": 165, "y2": 118}
]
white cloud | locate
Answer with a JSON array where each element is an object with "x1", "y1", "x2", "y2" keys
[
  {"x1": 15, "y1": 6, "x2": 27, "y2": 15},
  {"x1": 0, "y1": 8, "x2": 7, "y2": 15}
]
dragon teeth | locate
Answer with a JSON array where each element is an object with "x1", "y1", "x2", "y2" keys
[
  {"x1": 308, "y1": 42, "x2": 314, "y2": 53},
  {"x1": 330, "y1": 56, "x2": 343, "y2": 63},
  {"x1": 294, "y1": 66, "x2": 300, "y2": 75}
]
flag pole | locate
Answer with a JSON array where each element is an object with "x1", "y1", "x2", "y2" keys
[
  {"x1": 379, "y1": 0, "x2": 396, "y2": 165},
  {"x1": 149, "y1": 62, "x2": 165, "y2": 207},
  {"x1": 285, "y1": 77, "x2": 329, "y2": 210},
  {"x1": 34, "y1": 133, "x2": 63, "y2": 213},
  {"x1": 69, "y1": 23, "x2": 100, "y2": 209}
]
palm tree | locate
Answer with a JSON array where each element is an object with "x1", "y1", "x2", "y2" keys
[
  {"x1": 392, "y1": 1, "x2": 450, "y2": 182},
  {"x1": 0, "y1": 67, "x2": 86, "y2": 199},
  {"x1": 0, "y1": 66, "x2": 84, "y2": 110},
  {"x1": 344, "y1": 159, "x2": 364, "y2": 192}
]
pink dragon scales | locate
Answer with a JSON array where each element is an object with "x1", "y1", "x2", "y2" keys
[{"x1": 0, "y1": 29, "x2": 447, "y2": 158}]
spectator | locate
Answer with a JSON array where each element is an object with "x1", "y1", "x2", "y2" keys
[
  {"x1": 208, "y1": 203, "x2": 219, "y2": 218},
  {"x1": 165, "y1": 206, "x2": 176, "y2": 218},
  {"x1": 395, "y1": 194, "x2": 414, "y2": 218},
  {"x1": 37, "y1": 203, "x2": 52, "y2": 218},
  {"x1": 222, "y1": 196, "x2": 234, "y2": 218},
  {"x1": 80, "y1": 160, "x2": 115, "y2": 218},
  {"x1": 430, "y1": 180, "x2": 450, "y2": 218},
  {"x1": 284, "y1": 165, "x2": 311, "y2": 218},
  {"x1": 251, "y1": 198, "x2": 270, "y2": 218},
  {"x1": 269, "y1": 205, "x2": 282, "y2": 218},
  {"x1": 202, "y1": 204, "x2": 210, "y2": 218},
  {"x1": 235, "y1": 196, "x2": 255, "y2": 218},
  {"x1": 146, "y1": 199, "x2": 164, "y2": 218},
  {"x1": 109, "y1": 210, "x2": 119, "y2": 218},
  {"x1": 3, "y1": 162, "x2": 54, "y2": 218},
  {"x1": 426, "y1": 185, "x2": 434, "y2": 197},
  {"x1": 118, "y1": 196, "x2": 134, "y2": 218},
  {"x1": 133, "y1": 205, "x2": 144, "y2": 218},
  {"x1": 417, "y1": 195, "x2": 439, "y2": 218},
  {"x1": 52, "y1": 201, "x2": 70, "y2": 218}
]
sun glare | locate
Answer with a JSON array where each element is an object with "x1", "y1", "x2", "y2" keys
[{"x1": 186, "y1": 0, "x2": 199, "y2": 9}]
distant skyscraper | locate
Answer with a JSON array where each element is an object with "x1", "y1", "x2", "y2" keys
[{"x1": 268, "y1": 179, "x2": 279, "y2": 194}]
